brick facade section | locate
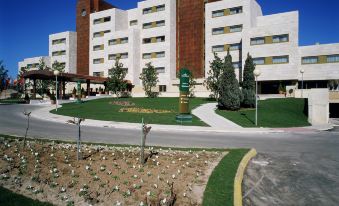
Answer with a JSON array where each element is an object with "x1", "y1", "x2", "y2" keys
[
  {"x1": 76, "y1": 0, "x2": 114, "y2": 75},
  {"x1": 176, "y1": 0, "x2": 220, "y2": 78}
]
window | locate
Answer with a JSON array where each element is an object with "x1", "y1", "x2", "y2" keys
[
  {"x1": 108, "y1": 53, "x2": 128, "y2": 60},
  {"x1": 155, "y1": 67, "x2": 165, "y2": 73},
  {"x1": 156, "y1": 36, "x2": 165, "y2": 42},
  {"x1": 302, "y1": 56, "x2": 319, "y2": 64},
  {"x1": 253, "y1": 57, "x2": 265, "y2": 65},
  {"x1": 327, "y1": 55, "x2": 339, "y2": 63},
  {"x1": 93, "y1": 45, "x2": 104, "y2": 51},
  {"x1": 212, "y1": 10, "x2": 224, "y2": 18},
  {"x1": 109, "y1": 39, "x2": 117, "y2": 45},
  {"x1": 52, "y1": 50, "x2": 66, "y2": 56},
  {"x1": 143, "y1": 22, "x2": 152, "y2": 29},
  {"x1": 156, "y1": 20, "x2": 165, "y2": 27},
  {"x1": 52, "y1": 38, "x2": 66, "y2": 45},
  {"x1": 230, "y1": 43, "x2": 241, "y2": 51},
  {"x1": 81, "y1": 9, "x2": 86, "y2": 17},
  {"x1": 143, "y1": 38, "x2": 152, "y2": 44},
  {"x1": 273, "y1": 56, "x2": 289, "y2": 64},
  {"x1": 93, "y1": 30, "x2": 110, "y2": 38},
  {"x1": 143, "y1": 8, "x2": 152, "y2": 14},
  {"x1": 156, "y1": 51, "x2": 165, "y2": 58},
  {"x1": 232, "y1": 62, "x2": 241, "y2": 69},
  {"x1": 121, "y1": 37, "x2": 128, "y2": 44},
  {"x1": 273, "y1": 34, "x2": 289, "y2": 43},
  {"x1": 120, "y1": 53, "x2": 128, "y2": 59},
  {"x1": 130, "y1": 20, "x2": 138, "y2": 26},
  {"x1": 212, "y1": 27, "x2": 224, "y2": 35},
  {"x1": 93, "y1": 58, "x2": 104, "y2": 64},
  {"x1": 108, "y1": 54, "x2": 117, "y2": 60},
  {"x1": 27, "y1": 63, "x2": 39, "y2": 69},
  {"x1": 156, "y1": 5, "x2": 165, "y2": 12},
  {"x1": 143, "y1": 36, "x2": 165, "y2": 44},
  {"x1": 251, "y1": 37, "x2": 265, "y2": 45},
  {"x1": 143, "y1": 53, "x2": 152, "y2": 59},
  {"x1": 212, "y1": 45, "x2": 224, "y2": 52},
  {"x1": 93, "y1": 16, "x2": 111, "y2": 25},
  {"x1": 143, "y1": 4, "x2": 165, "y2": 14},
  {"x1": 93, "y1": 72, "x2": 104, "y2": 77},
  {"x1": 159, "y1": 85, "x2": 167, "y2": 92},
  {"x1": 230, "y1": 25, "x2": 243, "y2": 33},
  {"x1": 230, "y1": 6, "x2": 243, "y2": 15},
  {"x1": 109, "y1": 68, "x2": 128, "y2": 74}
]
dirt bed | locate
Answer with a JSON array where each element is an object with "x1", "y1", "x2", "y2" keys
[{"x1": 0, "y1": 138, "x2": 225, "y2": 206}]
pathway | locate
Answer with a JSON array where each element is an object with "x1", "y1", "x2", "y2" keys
[{"x1": 192, "y1": 103, "x2": 242, "y2": 129}]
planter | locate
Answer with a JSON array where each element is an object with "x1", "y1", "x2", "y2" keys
[
  {"x1": 82, "y1": 95, "x2": 86, "y2": 98},
  {"x1": 72, "y1": 94, "x2": 76, "y2": 99},
  {"x1": 51, "y1": 100, "x2": 56, "y2": 105}
]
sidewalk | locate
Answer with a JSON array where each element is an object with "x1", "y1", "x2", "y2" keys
[
  {"x1": 29, "y1": 105, "x2": 283, "y2": 134},
  {"x1": 192, "y1": 103, "x2": 242, "y2": 129}
]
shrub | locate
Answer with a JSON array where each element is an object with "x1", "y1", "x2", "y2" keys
[{"x1": 218, "y1": 50, "x2": 241, "y2": 111}]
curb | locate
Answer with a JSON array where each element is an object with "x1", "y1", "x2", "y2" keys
[{"x1": 234, "y1": 148, "x2": 257, "y2": 206}]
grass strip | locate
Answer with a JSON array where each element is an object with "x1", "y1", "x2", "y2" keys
[
  {"x1": 0, "y1": 186, "x2": 53, "y2": 206},
  {"x1": 202, "y1": 149, "x2": 249, "y2": 206},
  {"x1": 216, "y1": 98, "x2": 310, "y2": 128}
]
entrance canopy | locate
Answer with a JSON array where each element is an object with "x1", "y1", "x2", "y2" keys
[{"x1": 22, "y1": 70, "x2": 108, "y2": 84}]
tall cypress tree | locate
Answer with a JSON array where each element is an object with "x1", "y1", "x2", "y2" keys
[
  {"x1": 218, "y1": 49, "x2": 241, "y2": 111},
  {"x1": 242, "y1": 53, "x2": 256, "y2": 108}
]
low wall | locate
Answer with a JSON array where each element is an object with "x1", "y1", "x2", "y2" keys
[{"x1": 307, "y1": 89, "x2": 329, "y2": 125}]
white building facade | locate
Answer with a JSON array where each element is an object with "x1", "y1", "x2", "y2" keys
[{"x1": 18, "y1": 0, "x2": 339, "y2": 96}]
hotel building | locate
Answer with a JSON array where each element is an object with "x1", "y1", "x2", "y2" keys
[{"x1": 19, "y1": 0, "x2": 339, "y2": 96}]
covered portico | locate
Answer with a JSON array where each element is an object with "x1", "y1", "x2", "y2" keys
[{"x1": 22, "y1": 70, "x2": 108, "y2": 99}]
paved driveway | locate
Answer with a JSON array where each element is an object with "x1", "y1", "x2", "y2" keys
[{"x1": 0, "y1": 104, "x2": 339, "y2": 205}]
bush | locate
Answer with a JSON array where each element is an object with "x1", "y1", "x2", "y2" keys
[
  {"x1": 241, "y1": 89, "x2": 255, "y2": 108},
  {"x1": 50, "y1": 93, "x2": 56, "y2": 101},
  {"x1": 72, "y1": 87, "x2": 77, "y2": 95},
  {"x1": 24, "y1": 93, "x2": 30, "y2": 102}
]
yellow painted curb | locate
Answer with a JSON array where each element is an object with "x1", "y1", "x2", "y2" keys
[{"x1": 234, "y1": 148, "x2": 257, "y2": 206}]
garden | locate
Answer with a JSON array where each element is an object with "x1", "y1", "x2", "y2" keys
[
  {"x1": 51, "y1": 97, "x2": 213, "y2": 126},
  {"x1": 0, "y1": 135, "x2": 248, "y2": 206}
]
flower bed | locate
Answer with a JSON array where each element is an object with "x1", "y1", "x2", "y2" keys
[
  {"x1": 0, "y1": 138, "x2": 225, "y2": 206},
  {"x1": 119, "y1": 107, "x2": 174, "y2": 114},
  {"x1": 109, "y1": 101, "x2": 136, "y2": 107}
]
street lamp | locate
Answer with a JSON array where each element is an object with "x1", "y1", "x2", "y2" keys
[
  {"x1": 54, "y1": 70, "x2": 60, "y2": 111},
  {"x1": 253, "y1": 68, "x2": 261, "y2": 126},
  {"x1": 300, "y1": 69, "x2": 305, "y2": 98}
]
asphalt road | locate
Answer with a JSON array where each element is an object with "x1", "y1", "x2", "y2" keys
[{"x1": 1, "y1": 104, "x2": 338, "y2": 205}]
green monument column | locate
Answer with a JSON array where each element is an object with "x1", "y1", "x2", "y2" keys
[
  {"x1": 76, "y1": 81, "x2": 82, "y2": 104},
  {"x1": 176, "y1": 68, "x2": 192, "y2": 123}
]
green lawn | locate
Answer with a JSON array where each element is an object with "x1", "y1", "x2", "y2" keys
[
  {"x1": 202, "y1": 149, "x2": 249, "y2": 206},
  {"x1": 0, "y1": 186, "x2": 53, "y2": 206},
  {"x1": 0, "y1": 98, "x2": 26, "y2": 104},
  {"x1": 52, "y1": 97, "x2": 213, "y2": 126},
  {"x1": 216, "y1": 98, "x2": 310, "y2": 128}
]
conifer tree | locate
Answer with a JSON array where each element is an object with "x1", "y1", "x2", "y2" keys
[
  {"x1": 218, "y1": 49, "x2": 241, "y2": 111},
  {"x1": 242, "y1": 53, "x2": 256, "y2": 108}
]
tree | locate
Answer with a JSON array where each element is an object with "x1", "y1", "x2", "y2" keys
[
  {"x1": 17, "y1": 66, "x2": 30, "y2": 94},
  {"x1": 107, "y1": 58, "x2": 128, "y2": 97},
  {"x1": 52, "y1": 60, "x2": 65, "y2": 73},
  {"x1": 36, "y1": 58, "x2": 53, "y2": 96},
  {"x1": 218, "y1": 49, "x2": 241, "y2": 111},
  {"x1": 242, "y1": 53, "x2": 256, "y2": 108},
  {"x1": 205, "y1": 53, "x2": 224, "y2": 100},
  {"x1": 0, "y1": 61, "x2": 8, "y2": 92},
  {"x1": 139, "y1": 62, "x2": 159, "y2": 98}
]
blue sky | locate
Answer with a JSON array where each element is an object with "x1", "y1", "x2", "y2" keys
[{"x1": 1, "y1": 0, "x2": 339, "y2": 78}]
